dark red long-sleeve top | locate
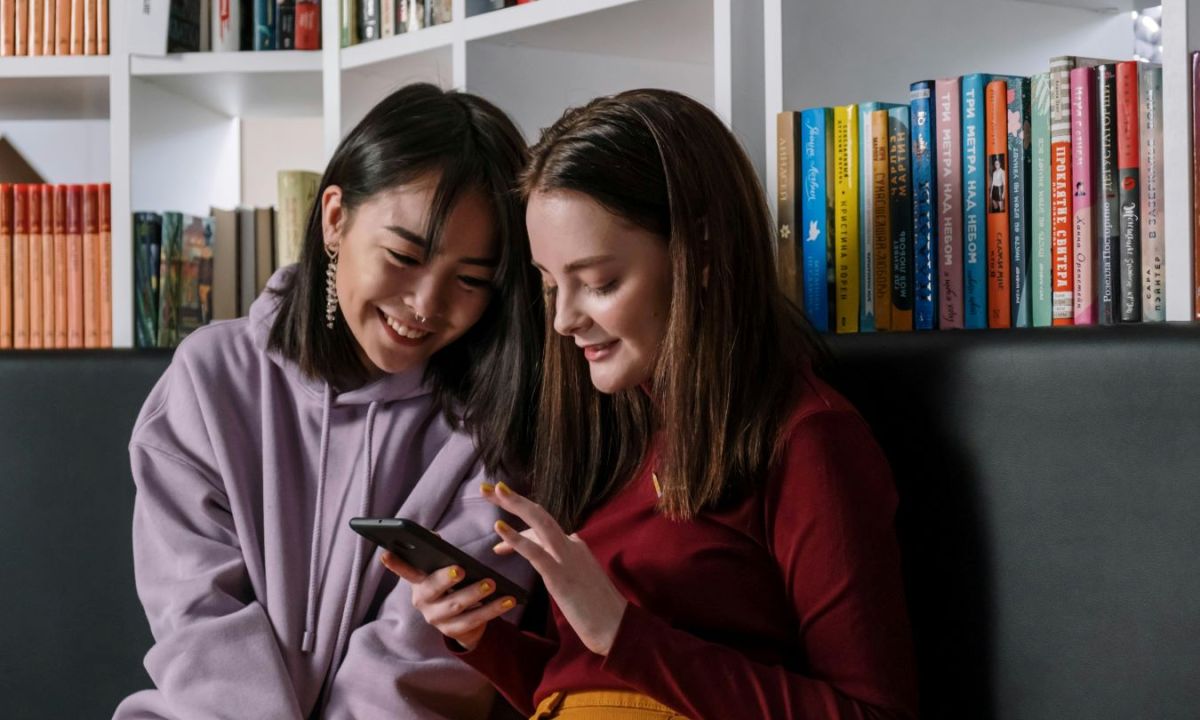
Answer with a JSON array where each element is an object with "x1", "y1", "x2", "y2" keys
[{"x1": 457, "y1": 368, "x2": 918, "y2": 719}]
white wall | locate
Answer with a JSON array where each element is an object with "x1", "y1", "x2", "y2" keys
[
  {"x1": 0, "y1": 121, "x2": 110, "y2": 183},
  {"x1": 240, "y1": 116, "x2": 325, "y2": 209}
]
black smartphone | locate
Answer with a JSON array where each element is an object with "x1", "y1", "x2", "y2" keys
[{"x1": 349, "y1": 517, "x2": 529, "y2": 605}]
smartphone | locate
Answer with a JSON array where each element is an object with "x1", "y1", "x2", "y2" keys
[{"x1": 349, "y1": 517, "x2": 529, "y2": 605}]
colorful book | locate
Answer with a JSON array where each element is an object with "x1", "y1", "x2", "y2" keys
[
  {"x1": 66, "y1": 185, "x2": 82, "y2": 348},
  {"x1": 887, "y1": 105, "x2": 913, "y2": 332},
  {"x1": 910, "y1": 81, "x2": 938, "y2": 330},
  {"x1": 1194, "y1": 52, "x2": 1200, "y2": 320},
  {"x1": 178, "y1": 215, "x2": 215, "y2": 339},
  {"x1": 1030, "y1": 73, "x2": 1052, "y2": 327},
  {"x1": 935, "y1": 77, "x2": 963, "y2": 329},
  {"x1": 869, "y1": 108, "x2": 892, "y2": 331},
  {"x1": 858, "y1": 102, "x2": 903, "y2": 331},
  {"x1": 1070, "y1": 66, "x2": 1096, "y2": 325},
  {"x1": 799, "y1": 107, "x2": 833, "y2": 331},
  {"x1": 157, "y1": 212, "x2": 183, "y2": 348},
  {"x1": 1116, "y1": 61, "x2": 1141, "y2": 323},
  {"x1": 776, "y1": 111, "x2": 802, "y2": 308},
  {"x1": 133, "y1": 212, "x2": 162, "y2": 349},
  {"x1": 82, "y1": 184, "x2": 99, "y2": 348},
  {"x1": 358, "y1": 0, "x2": 377, "y2": 41},
  {"x1": 1139, "y1": 64, "x2": 1164, "y2": 322},
  {"x1": 986, "y1": 79, "x2": 1011, "y2": 328},
  {"x1": 13, "y1": 184, "x2": 28, "y2": 348},
  {"x1": 0, "y1": 185, "x2": 11, "y2": 348},
  {"x1": 100, "y1": 183, "x2": 111, "y2": 347},
  {"x1": 833, "y1": 105, "x2": 859, "y2": 333},
  {"x1": 254, "y1": 0, "x2": 275, "y2": 49},
  {"x1": 276, "y1": 0, "x2": 295, "y2": 48},
  {"x1": 276, "y1": 169, "x2": 319, "y2": 268},
  {"x1": 1004, "y1": 76, "x2": 1033, "y2": 328},
  {"x1": 295, "y1": 0, "x2": 319, "y2": 49},
  {"x1": 40, "y1": 185, "x2": 54, "y2": 348},
  {"x1": 213, "y1": 0, "x2": 239, "y2": 51},
  {"x1": 52, "y1": 185, "x2": 66, "y2": 348},
  {"x1": 28, "y1": 182, "x2": 42, "y2": 348},
  {"x1": 961, "y1": 73, "x2": 991, "y2": 328},
  {"x1": 1095, "y1": 64, "x2": 1120, "y2": 325}
]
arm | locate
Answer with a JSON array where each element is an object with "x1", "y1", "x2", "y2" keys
[
  {"x1": 599, "y1": 411, "x2": 918, "y2": 720},
  {"x1": 451, "y1": 601, "x2": 559, "y2": 716}
]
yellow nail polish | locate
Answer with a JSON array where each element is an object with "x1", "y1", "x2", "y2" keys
[
  {"x1": 500, "y1": 598, "x2": 516, "y2": 611},
  {"x1": 479, "y1": 581, "x2": 493, "y2": 594},
  {"x1": 495, "y1": 519, "x2": 512, "y2": 534},
  {"x1": 480, "y1": 482, "x2": 495, "y2": 494},
  {"x1": 496, "y1": 481, "x2": 513, "y2": 497},
  {"x1": 447, "y1": 567, "x2": 461, "y2": 580}
]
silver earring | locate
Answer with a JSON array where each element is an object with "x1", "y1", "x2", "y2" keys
[{"x1": 325, "y1": 246, "x2": 338, "y2": 329}]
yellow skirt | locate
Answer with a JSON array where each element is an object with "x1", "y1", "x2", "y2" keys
[{"x1": 531, "y1": 690, "x2": 691, "y2": 720}]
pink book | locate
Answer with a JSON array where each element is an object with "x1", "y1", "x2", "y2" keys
[
  {"x1": 936, "y1": 77, "x2": 964, "y2": 329},
  {"x1": 1070, "y1": 66, "x2": 1095, "y2": 325}
]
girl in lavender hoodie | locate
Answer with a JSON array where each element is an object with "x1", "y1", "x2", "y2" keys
[{"x1": 114, "y1": 83, "x2": 541, "y2": 720}]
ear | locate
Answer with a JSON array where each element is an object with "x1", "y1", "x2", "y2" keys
[{"x1": 321, "y1": 185, "x2": 344, "y2": 255}]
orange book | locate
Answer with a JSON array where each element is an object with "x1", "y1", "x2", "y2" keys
[
  {"x1": 1, "y1": 0, "x2": 13, "y2": 56},
  {"x1": 40, "y1": 0, "x2": 50, "y2": 54},
  {"x1": 27, "y1": 0, "x2": 41, "y2": 55},
  {"x1": 871, "y1": 109, "x2": 892, "y2": 331},
  {"x1": 14, "y1": 0, "x2": 25, "y2": 54},
  {"x1": 13, "y1": 185, "x2": 29, "y2": 348},
  {"x1": 0, "y1": 184, "x2": 12, "y2": 348},
  {"x1": 986, "y1": 79, "x2": 1011, "y2": 328},
  {"x1": 66, "y1": 184, "x2": 82, "y2": 348},
  {"x1": 82, "y1": 184, "x2": 98, "y2": 348},
  {"x1": 99, "y1": 183, "x2": 110, "y2": 346},
  {"x1": 53, "y1": 185, "x2": 66, "y2": 347},
  {"x1": 40, "y1": 185, "x2": 54, "y2": 345},
  {"x1": 53, "y1": 0, "x2": 66, "y2": 54},
  {"x1": 95, "y1": 0, "x2": 103, "y2": 54},
  {"x1": 81, "y1": 0, "x2": 92, "y2": 54},
  {"x1": 67, "y1": 0, "x2": 78, "y2": 54},
  {"x1": 27, "y1": 182, "x2": 42, "y2": 347}
]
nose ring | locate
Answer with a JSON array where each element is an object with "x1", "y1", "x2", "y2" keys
[{"x1": 413, "y1": 312, "x2": 428, "y2": 324}]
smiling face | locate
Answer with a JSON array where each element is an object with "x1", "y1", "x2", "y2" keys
[
  {"x1": 323, "y1": 175, "x2": 498, "y2": 378},
  {"x1": 527, "y1": 188, "x2": 672, "y2": 394}
]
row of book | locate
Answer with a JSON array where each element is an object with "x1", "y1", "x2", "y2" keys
[
  {"x1": 0, "y1": 183, "x2": 112, "y2": 350},
  {"x1": 342, "y1": 0, "x2": 532, "y2": 47},
  {"x1": 168, "y1": 0, "x2": 320, "y2": 52},
  {"x1": 134, "y1": 169, "x2": 319, "y2": 348},
  {"x1": 0, "y1": 0, "x2": 108, "y2": 56},
  {"x1": 777, "y1": 55, "x2": 1185, "y2": 333}
]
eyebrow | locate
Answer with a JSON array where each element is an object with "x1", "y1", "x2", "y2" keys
[
  {"x1": 532, "y1": 254, "x2": 617, "y2": 274},
  {"x1": 386, "y1": 224, "x2": 498, "y2": 268}
]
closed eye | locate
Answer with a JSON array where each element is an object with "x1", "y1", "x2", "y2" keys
[
  {"x1": 386, "y1": 249, "x2": 421, "y2": 266},
  {"x1": 459, "y1": 275, "x2": 492, "y2": 290}
]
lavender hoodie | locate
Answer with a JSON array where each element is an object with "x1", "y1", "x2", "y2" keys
[{"x1": 114, "y1": 268, "x2": 531, "y2": 719}]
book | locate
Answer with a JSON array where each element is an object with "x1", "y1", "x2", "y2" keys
[
  {"x1": 39, "y1": 0, "x2": 52, "y2": 55},
  {"x1": 254, "y1": 0, "x2": 274, "y2": 49},
  {"x1": 887, "y1": 105, "x2": 913, "y2": 332},
  {"x1": 54, "y1": 0, "x2": 69, "y2": 55},
  {"x1": 277, "y1": 0, "x2": 295, "y2": 48},
  {"x1": 800, "y1": 107, "x2": 833, "y2": 332},
  {"x1": 985, "y1": 78, "x2": 1011, "y2": 328},
  {"x1": 1095, "y1": 64, "x2": 1119, "y2": 326},
  {"x1": 65, "y1": 184, "x2": 81, "y2": 348},
  {"x1": 935, "y1": 77, "x2": 963, "y2": 329},
  {"x1": 381, "y1": 0, "x2": 393, "y2": 36},
  {"x1": 99, "y1": 183, "x2": 110, "y2": 346},
  {"x1": 295, "y1": 0, "x2": 318, "y2": 48},
  {"x1": 13, "y1": 184, "x2": 28, "y2": 348},
  {"x1": 28, "y1": 181, "x2": 42, "y2": 347},
  {"x1": 1030, "y1": 74, "x2": 1052, "y2": 325},
  {"x1": 869, "y1": 109, "x2": 892, "y2": 330},
  {"x1": 276, "y1": 169, "x2": 319, "y2": 268},
  {"x1": 83, "y1": 0, "x2": 95, "y2": 54},
  {"x1": 237, "y1": 206, "x2": 256, "y2": 314},
  {"x1": 178, "y1": 215, "x2": 214, "y2": 339},
  {"x1": 29, "y1": 0, "x2": 42, "y2": 56},
  {"x1": 1070, "y1": 66, "x2": 1095, "y2": 325},
  {"x1": 15, "y1": 0, "x2": 25, "y2": 55},
  {"x1": 428, "y1": 0, "x2": 449, "y2": 25},
  {"x1": 167, "y1": 0, "x2": 202, "y2": 52},
  {"x1": 157, "y1": 212, "x2": 183, "y2": 347},
  {"x1": 340, "y1": 0, "x2": 356, "y2": 46},
  {"x1": 1, "y1": 0, "x2": 13, "y2": 56},
  {"x1": 1139, "y1": 63, "x2": 1164, "y2": 322},
  {"x1": 909, "y1": 80, "x2": 937, "y2": 330},
  {"x1": 255, "y1": 206, "x2": 274, "y2": 294},
  {"x1": 961, "y1": 73, "x2": 992, "y2": 329},
  {"x1": 211, "y1": 206, "x2": 239, "y2": 320},
  {"x1": 858, "y1": 102, "x2": 903, "y2": 331},
  {"x1": 1006, "y1": 76, "x2": 1033, "y2": 328},
  {"x1": 833, "y1": 104, "x2": 859, "y2": 333},
  {"x1": 52, "y1": 185, "x2": 66, "y2": 347},
  {"x1": 1194, "y1": 52, "x2": 1200, "y2": 320},
  {"x1": 358, "y1": 0, "x2": 377, "y2": 41},
  {"x1": 97, "y1": 0, "x2": 106, "y2": 54},
  {"x1": 1116, "y1": 60, "x2": 1141, "y2": 323},
  {"x1": 40, "y1": 185, "x2": 54, "y2": 347},
  {"x1": 775, "y1": 111, "x2": 802, "y2": 308},
  {"x1": 133, "y1": 212, "x2": 161, "y2": 348},
  {"x1": 82, "y1": 184, "x2": 98, "y2": 347},
  {"x1": 0, "y1": 184, "x2": 11, "y2": 348},
  {"x1": 213, "y1": 0, "x2": 239, "y2": 51}
]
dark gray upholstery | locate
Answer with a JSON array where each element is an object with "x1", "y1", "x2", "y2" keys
[{"x1": 1, "y1": 324, "x2": 1197, "y2": 718}]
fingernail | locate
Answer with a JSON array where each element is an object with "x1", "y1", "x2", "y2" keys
[
  {"x1": 479, "y1": 581, "x2": 493, "y2": 594},
  {"x1": 496, "y1": 482, "x2": 513, "y2": 497},
  {"x1": 480, "y1": 482, "x2": 495, "y2": 494},
  {"x1": 448, "y1": 567, "x2": 461, "y2": 580},
  {"x1": 495, "y1": 520, "x2": 512, "y2": 534},
  {"x1": 500, "y1": 598, "x2": 516, "y2": 611}
]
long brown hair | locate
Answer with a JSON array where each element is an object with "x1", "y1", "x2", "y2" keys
[
  {"x1": 268, "y1": 83, "x2": 543, "y2": 478},
  {"x1": 523, "y1": 89, "x2": 825, "y2": 531}
]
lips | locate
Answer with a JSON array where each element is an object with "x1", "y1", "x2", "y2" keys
[
  {"x1": 581, "y1": 339, "x2": 619, "y2": 362},
  {"x1": 378, "y1": 308, "x2": 433, "y2": 344}
]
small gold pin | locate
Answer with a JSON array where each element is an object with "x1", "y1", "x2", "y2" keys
[{"x1": 651, "y1": 472, "x2": 662, "y2": 498}]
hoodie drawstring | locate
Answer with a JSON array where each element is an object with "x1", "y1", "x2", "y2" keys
[{"x1": 301, "y1": 384, "x2": 334, "y2": 654}]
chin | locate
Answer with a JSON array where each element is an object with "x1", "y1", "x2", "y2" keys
[{"x1": 588, "y1": 367, "x2": 638, "y2": 395}]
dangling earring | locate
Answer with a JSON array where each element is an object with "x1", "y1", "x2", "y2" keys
[{"x1": 325, "y1": 245, "x2": 338, "y2": 329}]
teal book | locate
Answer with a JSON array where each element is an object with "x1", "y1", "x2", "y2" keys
[
  {"x1": 1030, "y1": 72, "x2": 1053, "y2": 327},
  {"x1": 157, "y1": 212, "x2": 183, "y2": 348},
  {"x1": 133, "y1": 212, "x2": 162, "y2": 349}
]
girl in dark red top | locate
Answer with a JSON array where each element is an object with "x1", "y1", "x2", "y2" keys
[{"x1": 384, "y1": 89, "x2": 918, "y2": 720}]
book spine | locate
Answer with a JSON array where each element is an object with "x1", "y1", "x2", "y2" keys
[
  {"x1": 254, "y1": 0, "x2": 275, "y2": 49},
  {"x1": 275, "y1": 170, "x2": 320, "y2": 268},
  {"x1": 133, "y1": 213, "x2": 161, "y2": 348},
  {"x1": 1, "y1": 0, "x2": 13, "y2": 56},
  {"x1": 52, "y1": 185, "x2": 66, "y2": 347},
  {"x1": 857, "y1": 105, "x2": 876, "y2": 332},
  {"x1": 1139, "y1": 64, "x2": 1164, "y2": 322},
  {"x1": 985, "y1": 79, "x2": 1011, "y2": 328},
  {"x1": 340, "y1": 0, "x2": 356, "y2": 46},
  {"x1": 1116, "y1": 61, "x2": 1141, "y2": 322},
  {"x1": 15, "y1": 0, "x2": 25, "y2": 55},
  {"x1": 69, "y1": 0, "x2": 80, "y2": 53},
  {"x1": 833, "y1": 104, "x2": 859, "y2": 333},
  {"x1": 96, "y1": 0, "x2": 105, "y2": 53},
  {"x1": 799, "y1": 108, "x2": 831, "y2": 331},
  {"x1": 276, "y1": 0, "x2": 294, "y2": 48},
  {"x1": 1050, "y1": 57, "x2": 1076, "y2": 325},
  {"x1": 888, "y1": 106, "x2": 913, "y2": 332},
  {"x1": 0, "y1": 185, "x2": 10, "y2": 348},
  {"x1": 82, "y1": 184, "x2": 98, "y2": 347},
  {"x1": 1031, "y1": 74, "x2": 1053, "y2": 327},
  {"x1": 1006, "y1": 77, "x2": 1032, "y2": 328},
  {"x1": 870, "y1": 109, "x2": 891, "y2": 331},
  {"x1": 961, "y1": 74, "x2": 988, "y2": 328},
  {"x1": 213, "y1": 0, "x2": 239, "y2": 51},
  {"x1": 295, "y1": 0, "x2": 318, "y2": 48},
  {"x1": 775, "y1": 111, "x2": 802, "y2": 309},
  {"x1": 13, "y1": 185, "x2": 28, "y2": 348},
  {"x1": 910, "y1": 81, "x2": 937, "y2": 330},
  {"x1": 1095, "y1": 64, "x2": 1120, "y2": 326},
  {"x1": 380, "y1": 0, "x2": 393, "y2": 37},
  {"x1": 935, "y1": 78, "x2": 963, "y2": 329},
  {"x1": 1070, "y1": 66, "x2": 1095, "y2": 325},
  {"x1": 99, "y1": 183, "x2": 110, "y2": 346},
  {"x1": 358, "y1": 0, "x2": 377, "y2": 41},
  {"x1": 158, "y1": 212, "x2": 182, "y2": 347},
  {"x1": 40, "y1": 185, "x2": 54, "y2": 347},
  {"x1": 65, "y1": 185, "x2": 82, "y2": 348},
  {"x1": 28, "y1": 182, "x2": 42, "y2": 347},
  {"x1": 39, "y1": 0, "x2": 51, "y2": 54},
  {"x1": 54, "y1": 0, "x2": 67, "y2": 55},
  {"x1": 82, "y1": 0, "x2": 94, "y2": 53},
  {"x1": 1194, "y1": 52, "x2": 1200, "y2": 320},
  {"x1": 29, "y1": 0, "x2": 42, "y2": 56}
]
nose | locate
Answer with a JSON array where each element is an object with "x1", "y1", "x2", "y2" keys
[
  {"x1": 408, "y1": 267, "x2": 449, "y2": 323},
  {"x1": 552, "y1": 287, "x2": 589, "y2": 337}
]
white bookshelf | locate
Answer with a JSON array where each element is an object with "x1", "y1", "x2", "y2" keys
[{"x1": 764, "y1": 0, "x2": 1197, "y2": 321}]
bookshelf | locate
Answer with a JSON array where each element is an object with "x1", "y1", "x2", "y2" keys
[{"x1": 764, "y1": 0, "x2": 1198, "y2": 322}]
